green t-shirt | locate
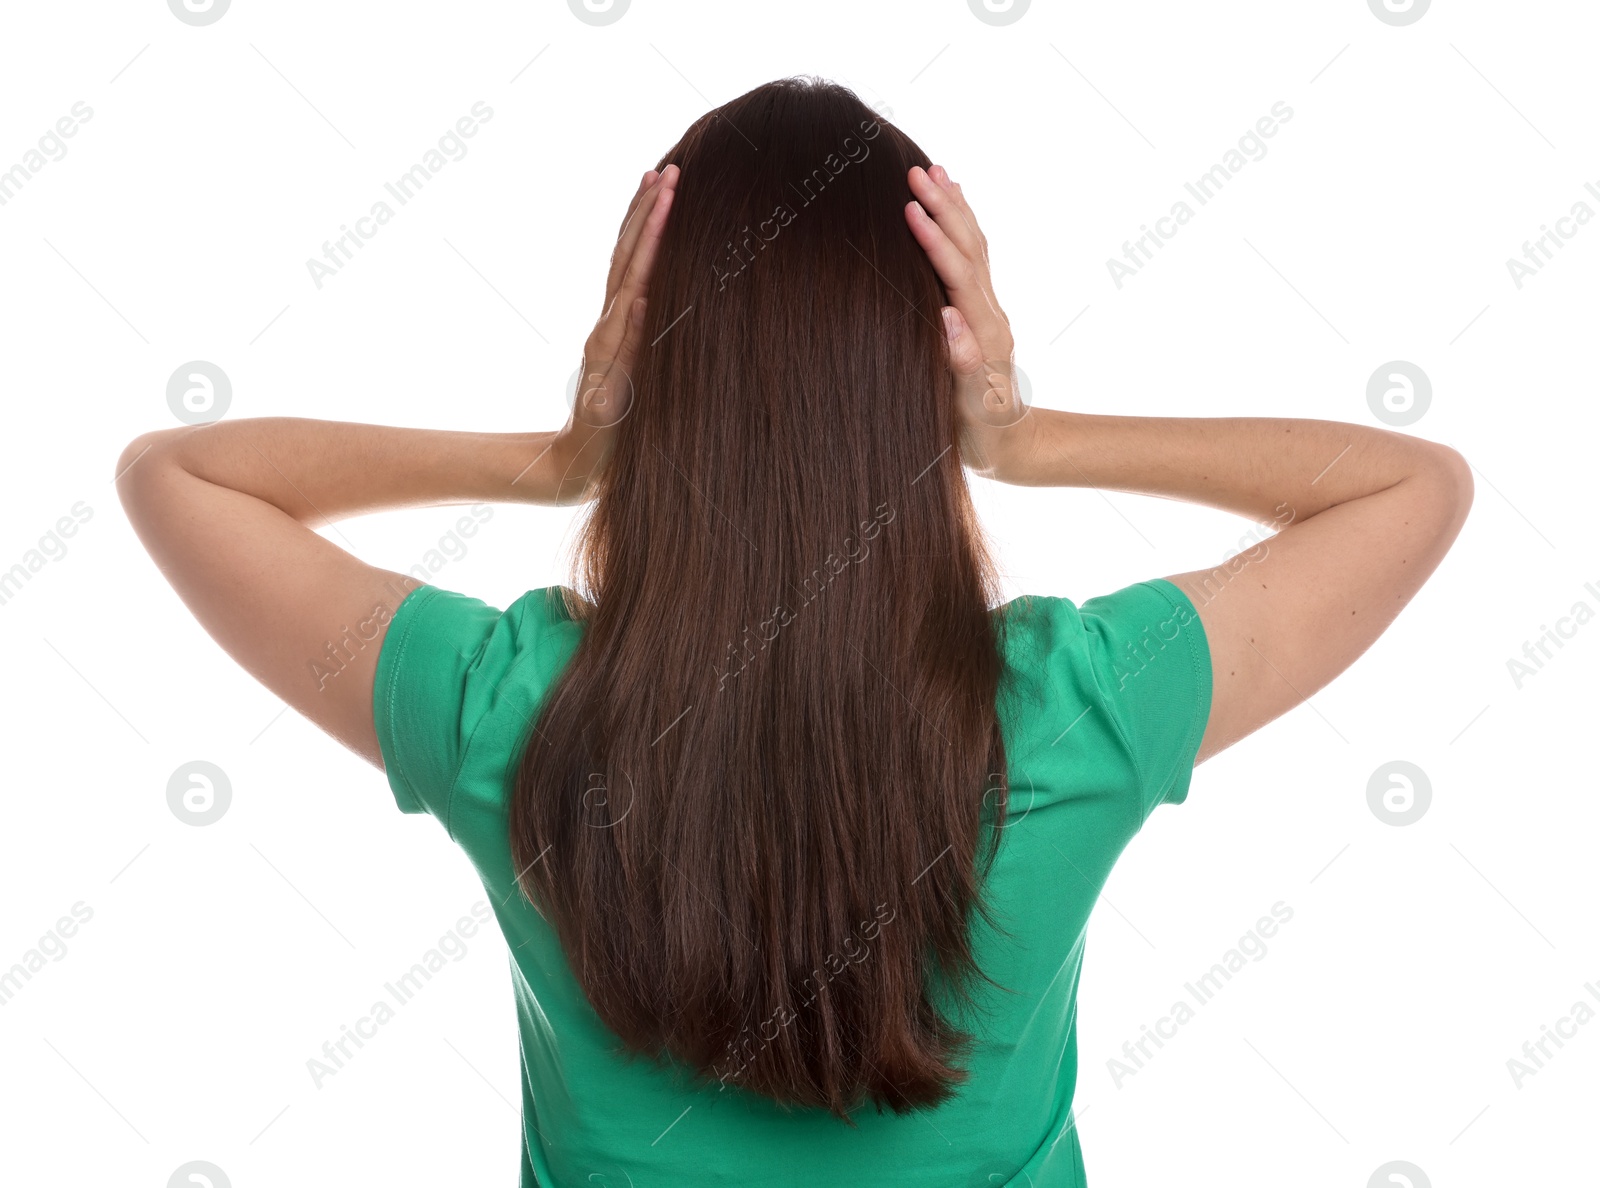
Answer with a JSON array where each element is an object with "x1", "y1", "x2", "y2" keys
[{"x1": 374, "y1": 578, "x2": 1211, "y2": 1187}]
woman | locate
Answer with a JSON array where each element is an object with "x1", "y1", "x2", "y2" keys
[{"x1": 116, "y1": 78, "x2": 1472, "y2": 1186}]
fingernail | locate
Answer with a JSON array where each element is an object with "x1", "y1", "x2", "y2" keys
[
  {"x1": 631, "y1": 298, "x2": 646, "y2": 327},
  {"x1": 941, "y1": 307, "x2": 962, "y2": 340}
]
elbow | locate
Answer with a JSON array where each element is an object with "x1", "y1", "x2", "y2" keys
[
  {"x1": 113, "y1": 429, "x2": 182, "y2": 491},
  {"x1": 113, "y1": 429, "x2": 188, "y2": 513},
  {"x1": 1432, "y1": 443, "x2": 1474, "y2": 513},
  {"x1": 1418, "y1": 442, "x2": 1475, "y2": 536}
]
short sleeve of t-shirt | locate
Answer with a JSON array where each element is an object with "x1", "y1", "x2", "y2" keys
[
  {"x1": 372, "y1": 582, "x2": 580, "y2": 838},
  {"x1": 371, "y1": 585, "x2": 508, "y2": 825},
  {"x1": 1075, "y1": 578, "x2": 1212, "y2": 828}
]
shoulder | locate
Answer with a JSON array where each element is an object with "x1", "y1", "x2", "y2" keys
[
  {"x1": 384, "y1": 583, "x2": 582, "y2": 673},
  {"x1": 993, "y1": 579, "x2": 1211, "y2": 825},
  {"x1": 373, "y1": 584, "x2": 586, "y2": 829},
  {"x1": 996, "y1": 579, "x2": 1203, "y2": 688}
]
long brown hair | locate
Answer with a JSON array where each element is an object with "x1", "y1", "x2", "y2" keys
[{"x1": 510, "y1": 76, "x2": 1012, "y2": 1119}]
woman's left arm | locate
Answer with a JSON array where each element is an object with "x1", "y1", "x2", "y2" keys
[{"x1": 113, "y1": 419, "x2": 580, "y2": 767}]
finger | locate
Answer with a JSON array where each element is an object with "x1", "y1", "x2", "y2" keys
[
  {"x1": 908, "y1": 165, "x2": 985, "y2": 264},
  {"x1": 604, "y1": 177, "x2": 668, "y2": 323},
  {"x1": 931, "y1": 167, "x2": 989, "y2": 259},
  {"x1": 912, "y1": 167, "x2": 1001, "y2": 328},
  {"x1": 906, "y1": 168, "x2": 1005, "y2": 328},
  {"x1": 611, "y1": 173, "x2": 674, "y2": 318},
  {"x1": 904, "y1": 198, "x2": 1009, "y2": 349},
  {"x1": 926, "y1": 166, "x2": 988, "y2": 250},
  {"x1": 939, "y1": 306, "x2": 985, "y2": 378},
  {"x1": 602, "y1": 171, "x2": 662, "y2": 306},
  {"x1": 611, "y1": 297, "x2": 648, "y2": 381},
  {"x1": 589, "y1": 176, "x2": 675, "y2": 364},
  {"x1": 616, "y1": 169, "x2": 659, "y2": 239},
  {"x1": 603, "y1": 165, "x2": 676, "y2": 307}
]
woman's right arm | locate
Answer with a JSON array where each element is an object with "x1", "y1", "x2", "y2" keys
[
  {"x1": 904, "y1": 164, "x2": 1473, "y2": 765},
  {"x1": 989, "y1": 410, "x2": 1472, "y2": 763}
]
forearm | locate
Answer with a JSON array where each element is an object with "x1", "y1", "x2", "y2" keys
[
  {"x1": 118, "y1": 418, "x2": 592, "y2": 522},
  {"x1": 993, "y1": 409, "x2": 1462, "y2": 526}
]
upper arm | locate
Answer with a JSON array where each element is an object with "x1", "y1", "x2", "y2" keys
[
  {"x1": 115, "y1": 430, "x2": 421, "y2": 768},
  {"x1": 1166, "y1": 445, "x2": 1473, "y2": 765}
]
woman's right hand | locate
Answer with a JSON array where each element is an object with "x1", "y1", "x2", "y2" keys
[{"x1": 904, "y1": 164, "x2": 1033, "y2": 478}]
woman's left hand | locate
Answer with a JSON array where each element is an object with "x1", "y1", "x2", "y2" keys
[{"x1": 550, "y1": 163, "x2": 679, "y2": 502}]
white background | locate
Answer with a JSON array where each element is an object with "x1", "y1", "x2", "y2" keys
[{"x1": 1, "y1": 1, "x2": 1595, "y2": 1185}]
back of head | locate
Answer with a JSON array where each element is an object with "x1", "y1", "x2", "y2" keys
[{"x1": 510, "y1": 76, "x2": 1011, "y2": 1119}]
